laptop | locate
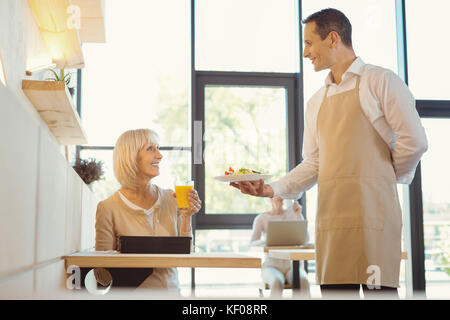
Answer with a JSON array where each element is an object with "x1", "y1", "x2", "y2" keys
[{"x1": 266, "y1": 220, "x2": 308, "y2": 246}]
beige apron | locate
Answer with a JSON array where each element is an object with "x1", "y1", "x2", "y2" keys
[{"x1": 315, "y1": 75, "x2": 402, "y2": 287}]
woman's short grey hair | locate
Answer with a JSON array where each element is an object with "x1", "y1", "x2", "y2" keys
[{"x1": 113, "y1": 128, "x2": 159, "y2": 189}]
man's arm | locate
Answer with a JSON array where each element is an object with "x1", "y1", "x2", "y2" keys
[{"x1": 377, "y1": 70, "x2": 428, "y2": 184}]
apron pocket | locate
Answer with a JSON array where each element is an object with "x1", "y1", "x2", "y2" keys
[{"x1": 317, "y1": 176, "x2": 386, "y2": 231}]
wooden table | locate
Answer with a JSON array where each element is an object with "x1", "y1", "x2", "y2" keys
[
  {"x1": 65, "y1": 251, "x2": 262, "y2": 291},
  {"x1": 65, "y1": 251, "x2": 261, "y2": 269},
  {"x1": 263, "y1": 244, "x2": 314, "y2": 253},
  {"x1": 268, "y1": 249, "x2": 408, "y2": 290}
]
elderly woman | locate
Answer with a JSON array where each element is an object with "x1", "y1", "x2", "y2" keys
[{"x1": 95, "y1": 128, "x2": 201, "y2": 291}]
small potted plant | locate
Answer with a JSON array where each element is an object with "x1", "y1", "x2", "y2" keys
[
  {"x1": 73, "y1": 158, "x2": 104, "y2": 188},
  {"x1": 46, "y1": 67, "x2": 75, "y2": 97}
]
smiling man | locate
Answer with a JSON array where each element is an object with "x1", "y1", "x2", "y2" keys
[{"x1": 230, "y1": 8, "x2": 428, "y2": 298}]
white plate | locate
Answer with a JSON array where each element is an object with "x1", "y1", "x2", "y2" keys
[{"x1": 213, "y1": 174, "x2": 272, "y2": 183}]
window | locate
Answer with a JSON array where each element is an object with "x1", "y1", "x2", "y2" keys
[
  {"x1": 194, "y1": 73, "x2": 299, "y2": 229},
  {"x1": 195, "y1": 0, "x2": 300, "y2": 73},
  {"x1": 204, "y1": 86, "x2": 288, "y2": 214},
  {"x1": 405, "y1": 1, "x2": 450, "y2": 295},
  {"x1": 420, "y1": 118, "x2": 450, "y2": 298},
  {"x1": 80, "y1": 0, "x2": 191, "y2": 201},
  {"x1": 81, "y1": 0, "x2": 190, "y2": 147},
  {"x1": 406, "y1": 0, "x2": 450, "y2": 100},
  {"x1": 193, "y1": 229, "x2": 263, "y2": 296}
]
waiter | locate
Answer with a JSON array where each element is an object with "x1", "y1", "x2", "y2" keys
[{"x1": 231, "y1": 8, "x2": 428, "y2": 298}]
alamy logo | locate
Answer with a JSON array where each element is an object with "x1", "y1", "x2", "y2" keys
[
  {"x1": 66, "y1": 265, "x2": 111, "y2": 295},
  {"x1": 67, "y1": 5, "x2": 81, "y2": 30},
  {"x1": 66, "y1": 265, "x2": 81, "y2": 290},
  {"x1": 366, "y1": 265, "x2": 381, "y2": 290}
]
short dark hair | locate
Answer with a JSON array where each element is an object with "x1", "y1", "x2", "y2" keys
[{"x1": 302, "y1": 8, "x2": 353, "y2": 47}]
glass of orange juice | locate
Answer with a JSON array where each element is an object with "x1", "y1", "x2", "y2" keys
[{"x1": 175, "y1": 180, "x2": 194, "y2": 209}]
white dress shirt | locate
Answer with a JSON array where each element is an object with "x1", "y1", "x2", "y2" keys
[{"x1": 270, "y1": 57, "x2": 428, "y2": 199}]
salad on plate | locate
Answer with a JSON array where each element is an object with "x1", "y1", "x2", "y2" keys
[
  {"x1": 224, "y1": 167, "x2": 264, "y2": 175},
  {"x1": 214, "y1": 167, "x2": 272, "y2": 183}
]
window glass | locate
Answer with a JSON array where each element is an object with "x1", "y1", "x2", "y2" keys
[
  {"x1": 81, "y1": 0, "x2": 190, "y2": 147},
  {"x1": 204, "y1": 86, "x2": 288, "y2": 214},
  {"x1": 420, "y1": 118, "x2": 450, "y2": 298},
  {"x1": 406, "y1": 0, "x2": 450, "y2": 100},
  {"x1": 194, "y1": 229, "x2": 263, "y2": 296},
  {"x1": 195, "y1": 229, "x2": 255, "y2": 253},
  {"x1": 195, "y1": 0, "x2": 299, "y2": 72}
]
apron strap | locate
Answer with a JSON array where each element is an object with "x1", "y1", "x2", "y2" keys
[{"x1": 324, "y1": 74, "x2": 361, "y2": 99}]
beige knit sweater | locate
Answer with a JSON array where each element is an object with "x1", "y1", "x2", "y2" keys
[{"x1": 95, "y1": 185, "x2": 192, "y2": 290}]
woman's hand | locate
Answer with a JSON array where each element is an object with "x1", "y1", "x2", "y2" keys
[
  {"x1": 185, "y1": 189, "x2": 202, "y2": 216},
  {"x1": 173, "y1": 189, "x2": 202, "y2": 216},
  {"x1": 174, "y1": 189, "x2": 201, "y2": 234}
]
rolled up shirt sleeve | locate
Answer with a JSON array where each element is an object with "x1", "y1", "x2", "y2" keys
[{"x1": 378, "y1": 71, "x2": 428, "y2": 184}]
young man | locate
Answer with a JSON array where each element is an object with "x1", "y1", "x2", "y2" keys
[{"x1": 231, "y1": 8, "x2": 428, "y2": 298}]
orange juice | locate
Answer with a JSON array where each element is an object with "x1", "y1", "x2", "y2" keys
[{"x1": 175, "y1": 185, "x2": 194, "y2": 208}]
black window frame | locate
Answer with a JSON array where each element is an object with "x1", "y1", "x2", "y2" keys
[
  {"x1": 192, "y1": 71, "x2": 303, "y2": 230},
  {"x1": 397, "y1": 0, "x2": 450, "y2": 293}
]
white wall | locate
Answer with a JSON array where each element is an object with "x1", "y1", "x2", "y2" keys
[{"x1": 0, "y1": 0, "x2": 97, "y2": 298}]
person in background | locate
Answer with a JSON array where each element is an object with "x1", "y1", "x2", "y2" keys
[
  {"x1": 95, "y1": 128, "x2": 201, "y2": 293},
  {"x1": 251, "y1": 197, "x2": 310, "y2": 297}
]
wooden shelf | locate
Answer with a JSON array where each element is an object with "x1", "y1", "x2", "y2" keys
[
  {"x1": 72, "y1": 0, "x2": 106, "y2": 43},
  {"x1": 28, "y1": 0, "x2": 85, "y2": 69},
  {"x1": 22, "y1": 80, "x2": 88, "y2": 145}
]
